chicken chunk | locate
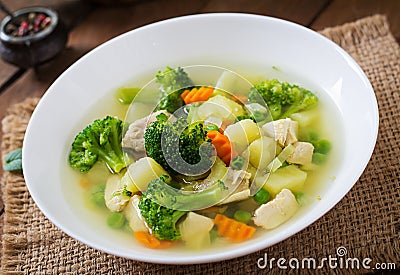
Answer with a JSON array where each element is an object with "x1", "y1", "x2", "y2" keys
[
  {"x1": 218, "y1": 169, "x2": 251, "y2": 205},
  {"x1": 253, "y1": 188, "x2": 299, "y2": 229},
  {"x1": 123, "y1": 195, "x2": 149, "y2": 232},
  {"x1": 122, "y1": 110, "x2": 170, "y2": 159},
  {"x1": 104, "y1": 175, "x2": 130, "y2": 212},
  {"x1": 262, "y1": 118, "x2": 298, "y2": 146},
  {"x1": 287, "y1": 141, "x2": 314, "y2": 165},
  {"x1": 219, "y1": 189, "x2": 250, "y2": 205}
]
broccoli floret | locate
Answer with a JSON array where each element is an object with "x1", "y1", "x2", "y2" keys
[
  {"x1": 143, "y1": 113, "x2": 169, "y2": 170},
  {"x1": 249, "y1": 79, "x2": 318, "y2": 120},
  {"x1": 155, "y1": 67, "x2": 194, "y2": 113},
  {"x1": 156, "y1": 67, "x2": 194, "y2": 94},
  {"x1": 156, "y1": 90, "x2": 184, "y2": 114},
  {"x1": 138, "y1": 177, "x2": 187, "y2": 240},
  {"x1": 69, "y1": 116, "x2": 127, "y2": 173},
  {"x1": 144, "y1": 114, "x2": 213, "y2": 175},
  {"x1": 143, "y1": 175, "x2": 230, "y2": 212}
]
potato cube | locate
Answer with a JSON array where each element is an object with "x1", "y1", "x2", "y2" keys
[
  {"x1": 247, "y1": 136, "x2": 276, "y2": 169},
  {"x1": 262, "y1": 165, "x2": 307, "y2": 197},
  {"x1": 224, "y1": 119, "x2": 261, "y2": 153}
]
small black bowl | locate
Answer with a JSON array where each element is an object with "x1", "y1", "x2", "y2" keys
[{"x1": 0, "y1": 7, "x2": 68, "y2": 68}]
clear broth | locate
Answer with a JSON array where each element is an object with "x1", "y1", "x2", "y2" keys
[{"x1": 61, "y1": 63, "x2": 344, "y2": 251}]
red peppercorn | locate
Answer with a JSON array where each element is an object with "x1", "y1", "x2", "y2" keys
[
  {"x1": 20, "y1": 21, "x2": 29, "y2": 29},
  {"x1": 5, "y1": 12, "x2": 53, "y2": 38},
  {"x1": 41, "y1": 17, "x2": 51, "y2": 28},
  {"x1": 37, "y1": 14, "x2": 47, "y2": 21}
]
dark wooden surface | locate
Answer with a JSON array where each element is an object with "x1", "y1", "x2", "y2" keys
[{"x1": 0, "y1": 0, "x2": 399, "y2": 261}]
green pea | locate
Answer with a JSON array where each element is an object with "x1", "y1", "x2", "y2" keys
[
  {"x1": 234, "y1": 210, "x2": 252, "y2": 224},
  {"x1": 91, "y1": 191, "x2": 105, "y2": 207},
  {"x1": 308, "y1": 131, "x2": 319, "y2": 141},
  {"x1": 115, "y1": 87, "x2": 141, "y2": 104},
  {"x1": 315, "y1": 139, "x2": 331, "y2": 154},
  {"x1": 205, "y1": 124, "x2": 219, "y2": 131},
  {"x1": 253, "y1": 188, "x2": 270, "y2": 204},
  {"x1": 91, "y1": 184, "x2": 105, "y2": 207},
  {"x1": 107, "y1": 213, "x2": 126, "y2": 229},
  {"x1": 312, "y1": 153, "x2": 327, "y2": 164}
]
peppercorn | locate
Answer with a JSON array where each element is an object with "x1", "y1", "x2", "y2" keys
[{"x1": 4, "y1": 12, "x2": 52, "y2": 37}]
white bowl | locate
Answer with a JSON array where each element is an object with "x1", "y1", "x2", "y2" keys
[{"x1": 23, "y1": 13, "x2": 378, "y2": 264}]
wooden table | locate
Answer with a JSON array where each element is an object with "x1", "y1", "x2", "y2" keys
[{"x1": 0, "y1": 0, "x2": 399, "y2": 258}]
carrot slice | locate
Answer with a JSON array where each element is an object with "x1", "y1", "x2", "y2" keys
[
  {"x1": 181, "y1": 86, "x2": 214, "y2": 104},
  {"x1": 79, "y1": 177, "x2": 91, "y2": 189},
  {"x1": 206, "y1": 130, "x2": 237, "y2": 165},
  {"x1": 214, "y1": 214, "x2": 255, "y2": 242},
  {"x1": 134, "y1": 231, "x2": 174, "y2": 249}
]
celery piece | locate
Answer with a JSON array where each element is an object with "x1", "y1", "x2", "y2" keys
[
  {"x1": 209, "y1": 229, "x2": 218, "y2": 242},
  {"x1": 267, "y1": 144, "x2": 295, "y2": 172}
]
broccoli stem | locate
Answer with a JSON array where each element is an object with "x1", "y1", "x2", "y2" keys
[
  {"x1": 92, "y1": 147, "x2": 125, "y2": 173},
  {"x1": 146, "y1": 177, "x2": 230, "y2": 211}
]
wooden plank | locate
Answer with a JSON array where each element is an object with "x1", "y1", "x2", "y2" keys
[
  {"x1": 201, "y1": 0, "x2": 331, "y2": 26},
  {"x1": 0, "y1": 62, "x2": 19, "y2": 90},
  {"x1": 68, "y1": 0, "x2": 206, "y2": 48},
  {"x1": 0, "y1": 0, "x2": 74, "y2": 14},
  {"x1": 311, "y1": 0, "x2": 400, "y2": 41},
  {"x1": 0, "y1": 0, "x2": 93, "y2": 90}
]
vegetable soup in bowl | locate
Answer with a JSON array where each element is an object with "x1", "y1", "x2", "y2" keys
[{"x1": 23, "y1": 13, "x2": 378, "y2": 264}]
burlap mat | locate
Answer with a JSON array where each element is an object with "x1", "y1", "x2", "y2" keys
[{"x1": 1, "y1": 15, "x2": 399, "y2": 274}]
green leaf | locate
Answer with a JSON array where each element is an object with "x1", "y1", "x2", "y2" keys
[
  {"x1": 3, "y1": 148, "x2": 23, "y2": 171},
  {"x1": 4, "y1": 148, "x2": 22, "y2": 163},
  {"x1": 4, "y1": 159, "x2": 22, "y2": 171}
]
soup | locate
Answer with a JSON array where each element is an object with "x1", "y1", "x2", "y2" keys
[{"x1": 64, "y1": 65, "x2": 342, "y2": 250}]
